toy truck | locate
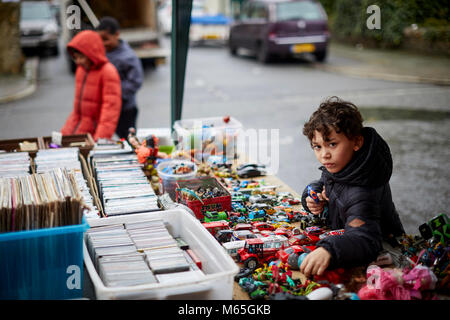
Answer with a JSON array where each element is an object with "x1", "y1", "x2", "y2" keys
[
  {"x1": 60, "y1": 0, "x2": 169, "y2": 73},
  {"x1": 203, "y1": 210, "x2": 229, "y2": 222},
  {"x1": 237, "y1": 235, "x2": 289, "y2": 270},
  {"x1": 202, "y1": 220, "x2": 229, "y2": 236}
]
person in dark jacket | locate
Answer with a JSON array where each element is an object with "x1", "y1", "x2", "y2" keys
[
  {"x1": 299, "y1": 96, "x2": 404, "y2": 277},
  {"x1": 97, "y1": 17, "x2": 144, "y2": 139}
]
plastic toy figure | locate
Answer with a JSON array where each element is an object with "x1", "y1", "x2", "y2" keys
[{"x1": 126, "y1": 127, "x2": 168, "y2": 193}]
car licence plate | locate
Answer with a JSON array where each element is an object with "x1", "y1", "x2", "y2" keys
[
  {"x1": 202, "y1": 34, "x2": 220, "y2": 40},
  {"x1": 291, "y1": 43, "x2": 315, "y2": 53}
]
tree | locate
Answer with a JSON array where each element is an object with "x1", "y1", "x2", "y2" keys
[{"x1": 0, "y1": 2, "x2": 24, "y2": 75}]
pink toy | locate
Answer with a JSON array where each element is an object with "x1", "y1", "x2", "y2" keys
[{"x1": 358, "y1": 264, "x2": 438, "y2": 300}]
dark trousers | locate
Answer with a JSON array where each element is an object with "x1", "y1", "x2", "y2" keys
[{"x1": 116, "y1": 106, "x2": 138, "y2": 139}]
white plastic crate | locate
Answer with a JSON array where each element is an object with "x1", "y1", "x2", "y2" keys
[
  {"x1": 83, "y1": 208, "x2": 239, "y2": 300},
  {"x1": 173, "y1": 116, "x2": 243, "y2": 157}
]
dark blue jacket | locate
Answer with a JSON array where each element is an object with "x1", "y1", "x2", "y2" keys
[
  {"x1": 301, "y1": 127, "x2": 405, "y2": 269},
  {"x1": 106, "y1": 40, "x2": 143, "y2": 110}
]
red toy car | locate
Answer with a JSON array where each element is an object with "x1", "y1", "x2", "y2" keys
[
  {"x1": 202, "y1": 220, "x2": 229, "y2": 236},
  {"x1": 273, "y1": 227, "x2": 291, "y2": 238},
  {"x1": 276, "y1": 245, "x2": 317, "y2": 263},
  {"x1": 305, "y1": 226, "x2": 325, "y2": 237},
  {"x1": 234, "y1": 223, "x2": 253, "y2": 231},
  {"x1": 252, "y1": 221, "x2": 275, "y2": 232},
  {"x1": 288, "y1": 232, "x2": 320, "y2": 246}
]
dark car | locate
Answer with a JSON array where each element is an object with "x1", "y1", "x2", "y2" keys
[
  {"x1": 229, "y1": 0, "x2": 329, "y2": 63},
  {"x1": 20, "y1": 1, "x2": 59, "y2": 55}
]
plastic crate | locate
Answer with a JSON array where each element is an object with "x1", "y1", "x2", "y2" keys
[
  {"x1": 176, "y1": 177, "x2": 231, "y2": 220},
  {"x1": 84, "y1": 209, "x2": 239, "y2": 300},
  {"x1": 173, "y1": 116, "x2": 242, "y2": 161},
  {"x1": 0, "y1": 217, "x2": 89, "y2": 300}
]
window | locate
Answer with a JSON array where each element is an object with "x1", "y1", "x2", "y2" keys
[
  {"x1": 21, "y1": 2, "x2": 52, "y2": 21},
  {"x1": 276, "y1": 1, "x2": 324, "y2": 21},
  {"x1": 251, "y1": 3, "x2": 268, "y2": 20}
]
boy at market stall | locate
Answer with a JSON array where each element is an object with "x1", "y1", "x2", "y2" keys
[
  {"x1": 97, "y1": 17, "x2": 144, "y2": 139},
  {"x1": 300, "y1": 96, "x2": 405, "y2": 277},
  {"x1": 61, "y1": 30, "x2": 121, "y2": 141}
]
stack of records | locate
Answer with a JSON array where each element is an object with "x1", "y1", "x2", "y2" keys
[
  {"x1": 91, "y1": 139, "x2": 133, "y2": 155},
  {"x1": 85, "y1": 219, "x2": 205, "y2": 287},
  {"x1": 0, "y1": 152, "x2": 30, "y2": 178},
  {"x1": 92, "y1": 153, "x2": 160, "y2": 216},
  {"x1": 34, "y1": 148, "x2": 99, "y2": 219},
  {"x1": 0, "y1": 168, "x2": 84, "y2": 232}
]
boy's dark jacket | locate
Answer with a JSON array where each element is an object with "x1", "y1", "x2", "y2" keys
[{"x1": 301, "y1": 127, "x2": 404, "y2": 269}]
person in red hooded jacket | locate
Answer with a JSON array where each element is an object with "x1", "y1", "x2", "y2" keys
[{"x1": 61, "y1": 30, "x2": 121, "y2": 141}]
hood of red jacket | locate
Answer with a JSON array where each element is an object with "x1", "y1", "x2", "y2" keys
[{"x1": 67, "y1": 30, "x2": 108, "y2": 68}]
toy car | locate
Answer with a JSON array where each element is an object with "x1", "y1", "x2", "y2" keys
[
  {"x1": 202, "y1": 220, "x2": 230, "y2": 237},
  {"x1": 276, "y1": 245, "x2": 318, "y2": 263},
  {"x1": 215, "y1": 229, "x2": 235, "y2": 243},
  {"x1": 234, "y1": 223, "x2": 253, "y2": 231},
  {"x1": 288, "y1": 233, "x2": 320, "y2": 246},
  {"x1": 274, "y1": 227, "x2": 292, "y2": 238},
  {"x1": 223, "y1": 240, "x2": 246, "y2": 258},
  {"x1": 319, "y1": 229, "x2": 345, "y2": 240},
  {"x1": 232, "y1": 230, "x2": 258, "y2": 241},
  {"x1": 305, "y1": 226, "x2": 325, "y2": 237},
  {"x1": 237, "y1": 164, "x2": 267, "y2": 178},
  {"x1": 252, "y1": 221, "x2": 275, "y2": 232},
  {"x1": 249, "y1": 194, "x2": 277, "y2": 205},
  {"x1": 248, "y1": 209, "x2": 266, "y2": 220},
  {"x1": 203, "y1": 210, "x2": 229, "y2": 223}
]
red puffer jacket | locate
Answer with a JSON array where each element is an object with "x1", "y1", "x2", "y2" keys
[{"x1": 61, "y1": 30, "x2": 121, "y2": 141}]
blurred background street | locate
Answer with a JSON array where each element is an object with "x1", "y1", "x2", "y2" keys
[{"x1": 1, "y1": 0, "x2": 449, "y2": 234}]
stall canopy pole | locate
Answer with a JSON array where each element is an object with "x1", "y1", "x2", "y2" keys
[{"x1": 171, "y1": 0, "x2": 193, "y2": 130}]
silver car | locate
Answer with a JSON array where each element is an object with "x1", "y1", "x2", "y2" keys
[{"x1": 20, "y1": 1, "x2": 59, "y2": 55}]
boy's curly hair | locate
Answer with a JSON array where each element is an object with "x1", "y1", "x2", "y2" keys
[{"x1": 303, "y1": 96, "x2": 364, "y2": 142}]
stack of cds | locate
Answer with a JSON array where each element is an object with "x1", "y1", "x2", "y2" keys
[
  {"x1": 86, "y1": 219, "x2": 204, "y2": 287},
  {"x1": 91, "y1": 153, "x2": 160, "y2": 216},
  {"x1": 0, "y1": 152, "x2": 30, "y2": 178},
  {"x1": 35, "y1": 148, "x2": 99, "y2": 219}
]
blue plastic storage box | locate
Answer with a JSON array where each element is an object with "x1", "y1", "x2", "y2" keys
[{"x1": 0, "y1": 217, "x2": 89, "y2": 300}]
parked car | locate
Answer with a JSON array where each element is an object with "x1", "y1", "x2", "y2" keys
[
  {"x1": 20, "y1": 1, "x2": 59, "y2": 55},
  {"x1": 229, "y1": 0, "x2": 329, "y2": 63}
]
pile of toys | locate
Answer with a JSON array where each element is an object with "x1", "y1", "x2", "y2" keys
[
  {"x1": 160, "y1": 162, "x2": 195, "y2": 175},
  {"x1": 170, "y1": 158, "x2": 450, "y2": 300}
]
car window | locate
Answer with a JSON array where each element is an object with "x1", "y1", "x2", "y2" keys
[
  {"x1": 21, "y1": 2, "x2": 53, "y2": 21},
  {"x1": 250, "y1": 3, "x2": 268, "y2": 20},
  {"x1": 276, "y1": 1, "x2": 324, "y2": 21}
]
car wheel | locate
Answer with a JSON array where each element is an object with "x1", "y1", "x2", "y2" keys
[
  {"x1": 314, "y1": 49, "x2": 327, "y2": 62},
  {"x1": 51, "y1": 45, "x2": 59, "y2": 56},
  {"x1": 257, "y1": 42, "x2": 271, "y2": 64},
  {"x1": 244, "y1": 257, "x2": 258, "y2": 270},
  {"x1": 229, "y1": 39, "x2": 237, "y2": 56}
]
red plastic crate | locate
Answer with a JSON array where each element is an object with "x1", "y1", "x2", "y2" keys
[{"x1": 176, "y1": 177, "x2": 231, "y2": 220}]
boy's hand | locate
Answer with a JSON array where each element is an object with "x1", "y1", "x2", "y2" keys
[
  {"x1": 299, "y1": 247, "x2": 331, "y2": 277},
  {"x1": 306, "y1": 187, "x2": 328, "y2": 215}
]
